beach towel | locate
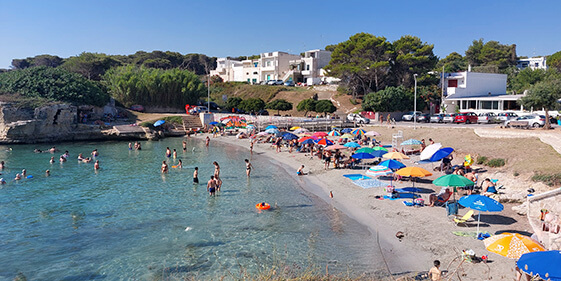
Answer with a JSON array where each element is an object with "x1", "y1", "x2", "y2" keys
[
  {"x1": 452, "y1": 231, "x2": 490, "y2": 238},
  {"x1": 382, "y1": 193, "x2": 420, "y2": 200},
  {"x1": 343, "y1": 174, "x2": 372, "y2": 181},
  {"x1": 352, "y1": 179, "x2": 385, "y2": 189}
]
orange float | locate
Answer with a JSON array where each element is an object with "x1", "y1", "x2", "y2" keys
[{"x1": 255, "y1": 202, "x2": 271, "y2": 210}]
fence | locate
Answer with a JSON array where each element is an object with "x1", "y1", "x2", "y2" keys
[{"x1": 212, "y1": 113, "x2": 348, "y2": 132}]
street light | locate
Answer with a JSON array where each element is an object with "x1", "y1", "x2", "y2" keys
[
  {"x1": 207, "y1": 73, "x2": 210, "y2": 113},
  {"x1": 414, "y1": 73, "x2": 418, "y2": 130}
]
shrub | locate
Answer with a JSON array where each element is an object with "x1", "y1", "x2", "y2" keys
[
  {"x1": 487, "y1": 158, "x2": 506, "y2": 167},
  {"x1": 531, "y1": 173, "x2": 561, "y2": 186},
  {"x1": 513, "y1": 171, "x2": 520, "y2": 177},
  {"x1": 139, "y1": 121, "x2": 154, "y2": 128},
  {"x1": 476, "y1": 156, "x2": 488, "y2": 165},
  {"x1": 349, "y1": 98, "x2": 358, "y2": 105},
  {"x1": 162, "y1": 116, "x2": 183, "y2": 124}
]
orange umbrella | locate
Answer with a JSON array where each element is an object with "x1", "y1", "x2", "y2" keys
[
  {"x1": 484, "y1": 233, "x2": 545, "y2": 259},
  {"x1": 395, "y1": 167, "x2": 432, "y2": 177},
  {"x1": 383, "y1": 151, "x2": 410, "y2": 160}
]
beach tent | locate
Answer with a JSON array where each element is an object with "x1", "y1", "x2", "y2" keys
[
  {"x1": 458, "y1": 195, "x2": 504, "y2": 235},
  {"x1": 420, "y1": 143, "x2": 442, "y2": 160}
]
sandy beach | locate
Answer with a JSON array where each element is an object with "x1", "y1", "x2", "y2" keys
[{"x1": 202, "y1": 130, "x2": 537, "y2": 281}]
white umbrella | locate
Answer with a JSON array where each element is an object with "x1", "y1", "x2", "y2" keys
[{"x1": 420, "y1": 143, "x2": 442, "y2": 160}]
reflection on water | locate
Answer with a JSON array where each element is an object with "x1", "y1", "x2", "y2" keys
[{"x1": 0, "y1": 138, "x2": 385, "y2": 280}]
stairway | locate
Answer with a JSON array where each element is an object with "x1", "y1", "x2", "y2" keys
[{"x1": 182, "y1": 115, "x2": 203, "y2": 131}]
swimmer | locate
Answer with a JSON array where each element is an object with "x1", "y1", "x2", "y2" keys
[
  {"x1": 128, "y1": 143, "x2": 133, "y2": 150},
  {"x1": 193, "y1": 167, "x2": 199, "y2": 184},
  {"x1": 173, "y1": 149, "x2": 177, "y2": 159},
  {"x1": 0, "y1": 161, "x2": 4, "y2": 169},
  {"x1": 136, "y1": 142, "x2": 142, "y2": 150},
  {"x1": 0, "y1": 178, "x2": 5, "y2": 184},
  {"x1": 21, "y1": 169, "x2": 26, "y2": 177},
  {"x1": 49, "y1": 146, "x2": 57, "y2": 153},
  {"x1": 214, "y1": 176, "x2": 222, "y2": 191},
  {"x1": 182, "y1": 141, "x2": 187, "y2": 151},
  {"x1": 78, "y1": 153, "x2": 85, "y2": 161},
  {"x1": 207, "y1": 175, "x2": 217, "y2": 196},
  {"x1": 94, "y1": 160, "x2": 100, "y2": 170},
  {"x1": 177, "y1": 159, "x2": 183, "y2": 168},
  {"x1": 297, "y1": 165, "x2": 305, "y2": 176},
  {"x1": 82, "y1": 157, "x2": 92, "y2": 163},
  {"x1": 250, "y1": 141, "x2": 254, "y2": 154},
  {"x1": 161, "y1": 160, "x2": 169, "y2": 173},
  {"x1": 165, "y1": 147, "x2": 171, "y2": 158},
  {"x1": 245, "y1": 159, "x2": 253, "y2": 177},
  {"x1": 91, "y1": 149, "x2": 98, "y2": 157},
  {"x1": 34, "y1": 148, "x2": 43, "y2": 153},
  {"x1": 45, "y1": 170, "x2": 50, "y2": 176},
  {"x1": 62, "y1": 151, "x2": 69, "y2": 159},
  {"x1": 15, "y1": 173, "x2": 21, "y2": 180},
  {"x1": 49, "y1": 157, "x2": 55, "y2": 164},
  {"x1": 59, "y1": 156, "x2": 66, "y2": 163}
]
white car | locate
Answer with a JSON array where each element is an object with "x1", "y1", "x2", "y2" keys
[
  {"x1": 497, "y1": 112, "x2": 518, "y2": 122},
  {"x1": 347, "y1": 113, "x2": 370, "y2": 124},
  {"x1": 402, "y1": 111, "x2": 422, "y2": 121},
  {"x1": 505, "y1": 115, "x2": 546, "y2": 128}
]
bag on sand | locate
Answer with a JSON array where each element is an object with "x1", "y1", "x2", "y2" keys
[
  {"x1": 446, "y1": 201, "x2": 459, "y2": 216},
  {"x1": 414, "y1": 198, "x2": 425, "y2": 206}
]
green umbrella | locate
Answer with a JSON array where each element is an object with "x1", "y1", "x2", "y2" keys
[
  {"x1": 356, "y1": 147, "x2": 376, "y2": 154},
  {"x1": 433, "y1": 174, "x2": 475, "y2": 187},
  {"x1": 372, "y1": 146, "x2": 389, "y2": 152}
]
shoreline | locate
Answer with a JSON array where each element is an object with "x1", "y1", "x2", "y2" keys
[{"x1": 205, "y1": 133, "x2": 532, "y2": 280}]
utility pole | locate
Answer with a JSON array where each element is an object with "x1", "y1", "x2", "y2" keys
[
  {"x1": 441, "y1": 65, "x2": 445, "y2": 113},
  {"x1": 414, "y1": 74, "x2": 418, "y2": 130}
]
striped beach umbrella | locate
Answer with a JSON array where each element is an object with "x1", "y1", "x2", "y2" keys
[
  {"x1": 351, "y1": 128, "x2": 366, "y2": 135},
  {"x1": 328, "y1": 130, "x2": 341, "y2": 136},
  {"x1": 366, "y1": 165, "x2": 393, "y2": 177},
  {"x1": 340, "y1": 133, "x2": 354, "y2": 139}
]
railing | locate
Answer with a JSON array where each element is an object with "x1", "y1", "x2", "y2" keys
[{"x1": 212, "y1": 113, "x2": 351, "y2": 131}]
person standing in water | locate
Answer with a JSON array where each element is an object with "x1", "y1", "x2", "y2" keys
[
  {"x1": 177, "y1": 159, "x2": 183, "y2": 168},
  {"x1": 49, "y1": 157, "x2": 55, "y2": 164},
  {"x1": 193, "y1": 167, "x2": 199, "y2": 184},
  {"x1": 212, "y1": 161, "x2": 220, "y2": 178},
  {"x1": 91, "y1": 149, "x2": 99, "y2": 157},
  {"x1": 249, "y1": 141, "x2": 254, "y2": 155},
  {"x1": 128, "y1": 143, "x2": 133, "y2": 150},
  {"x1": 161, "y1": 161, "x2": 168, "y2": 173},
  {"x1": 207, "y1": 176, "x2": 217, "y2": 196},
  {"x1": 94, "y1": 160, "x2": 100, "y2": 170},
  {"x1": 173, "y1": 149, "x2": 177, "y2": 159},
  {"x1": 0, "y1": 161, "x2": 4, "y2": 170},
  {"x1": 165, "y1": 147, "x2": 171, "y2": 158},
  {"x1": 182, "y1": 141, "x2": 187, "y2": 152},
  {"x1": 244, "y1": 159, "x2": 253, "y2": 177}
]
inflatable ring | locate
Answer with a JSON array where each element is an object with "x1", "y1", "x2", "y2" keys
[{"x1": 255, "y1": 203, "x2": 270, "y2": 210}]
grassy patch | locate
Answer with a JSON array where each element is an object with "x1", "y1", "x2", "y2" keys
[
  {"x1": 531, "y1": 173, "x2": 561, "y2": 186},
  {"x1": 162, "y1": 116, "x2": 183, "y2": 124},
  {"x1": 0, "y1": 93, "x2": 59, "y2": 109},
  {"x1": 487, "y1": 158, "x2": 506, "y2": 167},
  {"x1": 476, "y1": 156, "x2": 488, "y2": 165}
]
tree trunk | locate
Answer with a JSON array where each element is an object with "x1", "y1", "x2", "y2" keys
[{"x1": 544, "y1": 109, "x2": 551, "y2": 130}]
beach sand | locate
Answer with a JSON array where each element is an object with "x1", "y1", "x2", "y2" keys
[{"x1": 204, "y1": 133, "x2": 533, "y2": 280}]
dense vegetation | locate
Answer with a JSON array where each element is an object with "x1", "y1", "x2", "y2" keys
[
  {"x1": 103, "y1": 65, "x2": 206, "y2": 108},
  {"x1": 0, "y1": 66, "x2": 109, "y2": 106}
]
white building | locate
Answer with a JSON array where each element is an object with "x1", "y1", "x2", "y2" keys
[
  {"x1": 517, "y1": 56, "x2": 548, "y2": 70},
  {"x1": 210, "y1": 50, "x2": 332, "y2": 85},
  {"x1": 443, "y1": 71, "x2": 524, "y2": 113}
]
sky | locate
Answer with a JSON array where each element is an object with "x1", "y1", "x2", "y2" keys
[{"x1": 1, "y1": 0, "x2": 560, "y2": 69}]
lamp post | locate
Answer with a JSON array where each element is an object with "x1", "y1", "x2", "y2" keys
[
  {"x1": 414, "y1": 73, "x2": 418, "y2": 130},
  {"x1": 207, "y1": 73, "x2": 210, "y2": 113}
]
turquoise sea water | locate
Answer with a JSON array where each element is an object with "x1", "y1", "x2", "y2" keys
[{"x1": 0, "y1": 137, "x2": 384, "y2": 280}]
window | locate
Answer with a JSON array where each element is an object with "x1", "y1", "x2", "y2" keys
[
  {"x1": 306, "y1": 65, "x2": 310, "y2": 71},
  {"x1": 448, "y1": 80, "x2": 458, "y2": 87},
  {"x1": 253, "y1": 72, "x2": 257, "y2": 75},
  {"x1": 266, "y1": 61, "x2": 271, "y2": 67},
  {"x1": 253, "y1": 62, "x2": 258, "y2": 67}
]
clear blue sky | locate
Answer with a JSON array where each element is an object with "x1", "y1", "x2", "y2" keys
[{"x1": 1, "y1": 0, "x2": 560, "y2": 69}]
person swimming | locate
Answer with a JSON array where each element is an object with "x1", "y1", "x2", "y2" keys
[
  {"x1": 50, "y1": 157, "x2": 55, "y2": 164},
  {"x1": 78, "y1": 153, "x2": 85, "y2": 161},
  {"x1": 0, "y1": 178, "x2": 6, "y2": 184},
  {"x1": 15, "y1": 173, "x2": 21, "y2": 180}
]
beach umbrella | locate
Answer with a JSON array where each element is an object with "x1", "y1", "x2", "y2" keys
[
  {"x1": 365, "y1": 131, "x2": 380, "y2": 136},
  {"x1": 379, "y1": 159, "x2": 406, "y2": 171},
  {"x1": 265, "y1": 125, "x2": 278, "y2": 130},
  {"x1": 483, "y1": 233, "x2": 545, "y2": 259},
  {"x1": 153, "y1": 120, "x2": 165, "y2": 127},
  {"x1": 328, "y1": 130, "x2": 341, "y2": 136},
  {"x1": 352, "y1": 152, "x2": 375, "y2": 159},
  {"x1": 356, "y1": 147, "x2": 375, "y2": 154},
  {"x1": 209, "y1": 121, "x2": 219, "y2": 125},
  {"x1": 420, "y1": 143, "x2": 442, "y2": 160},
  {"x1": 401, "y1": 139, "x2": 423, "y2": 146},
  {"x1": 265, "y1": 128, "x2": 281, "y2": 136},
  {"x1": 282, "y1": 132, "x2": 298, "y2": 140},
  {"x1": 298, "y1": 136, "x2": 313, "y2": 142},
  {"x1": 344, "y1": 142, "x2": 361, "y2": 148},
  {"x1": 341, "y1": 128, "x2": 353, "y2": 133},
  {"x1": 340, "y1": 133, "x2": 354, "y2": 139},
  {"x1": 366, "y1": 165, "x2": 393, "y2": 177},
  {"x1": 351, "y1": 128, "x2": 366, "y2": 135},
  {"x1": 458, "y1": 195, "x2": 504, "y2": 235},
  {"x1": 313, "y1": 131, "x2": 328, "y2": 138},
  {"x1": 294, "y1": 128, "x2": 309, "y2": 134},
  {"x1": 396, "y1": 167, "x2": 432, "y2": 178},
  {"x1": 373, "y1": 146, "x2": 389, "y2": 152},
  {"x1": 290, "y1": 126, "x2": 301, "y2": 130},
  {"x1": 325, "y1": 144, "x2": 348, "y2": 151},
  {"x1": 383, "y1": 151, "x2": 410, "y2": 160},
  {"x1": 518, "y1": 251, "x2": 561, "y2": 281},
  {"x1": 370, "y1": 150, "x2": 387, "y2": 158},
  {"x1": 433, "y1": 174, "x2": 474, "y2": 187},
  {"x1": 257, "y1": 131, "x2": 269, "y2": 136},
  {"x1": 300, "y1": 139, "x2": 315, "y2": 145},
  {"x1": 429, "y1": 147, "x2": 454, "y2": 162},
  {"x1": 316, "y1": 139, "x2": 334, "y2": 146}
]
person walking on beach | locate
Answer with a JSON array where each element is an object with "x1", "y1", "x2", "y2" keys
[
  {"x1": 94, "y1": 160, "x2": 100, "y2": 170},
  {"x1": 161, "y1": 161, "x2": 168, "y2": 173},
  {"x1": 182, "y1": 141, "x2": 187, "y2": 152},
  {"x1": 207, "y1": 176, "x2": 217, "y2": 196},
  {"x1": 245, "y1": 159, "x2": 253, "y2": 177},
  {"x1": 193, "y1": 167, "x2": 199, "y2": 184},
  {"x1": 205, "y1": 136, "x2": 210, "y2": 147},
  {"x1": 428, "y1": 260, "x2": 442, "y2": 280}
]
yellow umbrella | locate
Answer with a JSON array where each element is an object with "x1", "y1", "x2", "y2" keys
[
  {"x1": 395, "y1": 167, "x2": 432, "y2": 177},
  {"x1": 340, "y1": 133, "x2": 354, "y2": 139},
  {"x1": 484, "y1": 233, "x2": 545, "y2": 259},
  {"x1": 383, "y1": 151, "x2": 410, "y2": 160},
  {"x1": 290, "y1": 126, "x2": 301, "y2": 130}
]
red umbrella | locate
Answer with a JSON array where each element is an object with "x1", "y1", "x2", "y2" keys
[
  {"x1": 316, "y1": 139, "x2": 334, "y2": 146},
  {"x1": 298, "y1": 136, "x2": 313, "y2": 142},
  {"x1": 313, "y1": 131, "x2": 328, "y2": 138}
]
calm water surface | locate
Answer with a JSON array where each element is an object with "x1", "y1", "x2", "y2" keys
[{"x1": 0, "y1": 137, "x2": 384, "y2": 280}]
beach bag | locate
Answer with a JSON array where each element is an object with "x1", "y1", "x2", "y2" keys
[
  {"x1": 446, "y1": 201, "x2": 459, "y2": 216},
  {"x1": 386, "y1": 186, "x2": 395, "y2": 194},
  {"x1": 414, "y1": 198, "x2": 425, "y2": 206}
]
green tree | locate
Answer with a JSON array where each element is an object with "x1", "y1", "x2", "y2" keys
[
  {"x1": 225, "y1": 97, "x2": 243, "y2": 111},
  {"x1": 0, "y1": 66, "x2": 109, "y2": 106},
  {"x1": 509, "y1": 68, "x2": 547, "y2": 94},
  {"x1": 465, "y1": 39, "x2": 517, "y2": 73},
  {"x1": 436, "y1": 52, "x2": 467, "y2": 73},
  {"x1": 62, "y1": 52, "x2": 121, "y2": 80},
  {"x1": 297, "y1": 98, "x2": 318, "y2": 116},
  {"x1": 548, "y1": 51, "x2": 561, "y2": 72},
  {"x1": 519, "y1": 79, "x2": 561, "y2": 129},
  {"x1": 362, "y1": 86, "x2": 413, "y2": 112},
  {"x1": 392, "y1": 35, "x2": 438, "y2": 88},
  {"x1": 103, "y1": 65, "x2": 205, "y2": 108},
  {"x1": 266, "y1": 99, "x2": 293, "y2": 115},
  {"x1": 238, "y1": 98, "x2": 266, "y2": 113},
  {"x1": 11, "y1": 54, "x2": 64, "y2": 69},
  {"x1": 315, "y1": 100, "x2": 337, "y2": 114},
  {"x1": 324, "y1": 33, "x2": 394, "y2": 98}
]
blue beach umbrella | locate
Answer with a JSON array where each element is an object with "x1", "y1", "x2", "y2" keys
[
  {"x1": 328, "y1": 130, "x2": 341, "y2": 136},
  {"x1": 209, "y1": 121, "x2": 219, "y2": 125},
  {"x1": 378, "y1": 159, "x2": 406, "y2": 171},
  {"x1": 370, "y1": 150, "x2": 387, "y2": 158},
  {"x1": 459, "y1": 195, "x2": 504, "y2": 235},
  {"x1": 344, "y1": 142, "x2": 361, "y2": 148},
  {"x1": 265, "y1": 125, "x2": 278, "y2": 130},
  {"x1": 341, "y1": 128, "x2": 353, "y2": 133},
  {"x1": 429, "y1": 147, "x2": 455, "y2": 162},
  {"x1": 316, "y1": 139, "x2": 334, "y2": 146},
  {"x1": 153, "y1": 120, "x2": 165, "y2": 127},
  {"x1": 246, "y1": 124, "x2": 256, "y2": 130},
  {"x1": 401, "y1": 138, "x2": 423, "y2": 146},
  {"x1": 282, "y1": 132, "x2": 298, "y2": 140},
  {"x1": 265, "y1": 128, "x2": 281, "y2": 136},
  {"x1": 301, "y1": 139, "x2": 315, "y2": 145},
  {"x1": 517, "y1": 251, "x2": 561, "y2": 281},
  {"x1": 352, "y1": 152, "x2": 376, "y2": 159},
  {"x1": 351, "y1": 128, "x2": 366, "y2": 135}
]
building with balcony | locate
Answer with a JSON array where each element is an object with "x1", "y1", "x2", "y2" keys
[
  {"x1": 287, "y1": 49, "x2": 332, "y2": 85},
  {"x1": 517, "y1": 56, "x2": 548, "y2": 70}
]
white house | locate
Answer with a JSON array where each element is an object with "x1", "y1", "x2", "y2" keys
[
  {"x1": 517, "y1": 57, "x2": 548, "y2": 70},
  {"x1": 443, "y1": 71, "x2": 525, "y2": 113},
  {"x1": 210, "y1": 49, "x2": 332, "y2": 85}
]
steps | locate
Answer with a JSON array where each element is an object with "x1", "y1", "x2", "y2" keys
[{"x1": 182, "y1": 115, "x2": 203, "y2": 130}]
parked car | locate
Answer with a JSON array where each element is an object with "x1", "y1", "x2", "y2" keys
[
  {"x1": 416, "y1": 113, "x2": 431, "y2": 123},
  {"x1": 505, "y1": 115, "x2": 546, "y2": 128},
  {"x1": 198, "y1": 101, "x2": 219, "y2": 110},
  {"x1": 189, "y1": 106, "x2": 208, "y2": 114},
  {"x1": 430, "y1": 114, "x2": 445, "y2": 123},
  {"x1": 130, "y1": 105, "x2": 145, "y2": 112},
  {"x1": 283, "y1": 80, "x2": 295, "y2": 86},
  {"x1": 402, "y1": 111, "x2": 422, "y2": 121},
  {"x1": 497, "y1": 112, "x2": 519, "y2": 122},
  {"x1": 442, "y1": 113, "x2": 456, "y2": 123},
  {"x1": 266, "y1": 80, "x2": 276, "y2": 85},
  {"x1": 454, "y1": 112, "x2": 478, "y2": 124},
  {"x1": 347, "y1": 113, "x2": 370, "y2": 124},
  {"x1": 477, "y1": 112, "x2": 499, "y2": 124}
]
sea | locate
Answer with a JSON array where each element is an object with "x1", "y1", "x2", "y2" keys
[{"x1": 0, "y1": 137, "x2": 386, "y2": 280}]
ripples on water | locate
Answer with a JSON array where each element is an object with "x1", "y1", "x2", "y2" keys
[{"x1": 0, "y1": 138, "x2": 385, "y2": 280}]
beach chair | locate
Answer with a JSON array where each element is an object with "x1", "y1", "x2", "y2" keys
[
  {"x1": 453, "y1": 210, "x2": 475, "y2": 227},
  {"x1": 434, "y1": 191, "x2": 453, "y2": 207}
]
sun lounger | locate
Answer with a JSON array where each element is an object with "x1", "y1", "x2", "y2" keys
[
  {"x1": 434, "y1": 191, "x2": 453, "y2": 206},
  {"x1": 453, "y1": 210, "x2": 474, "y2": 226}
]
